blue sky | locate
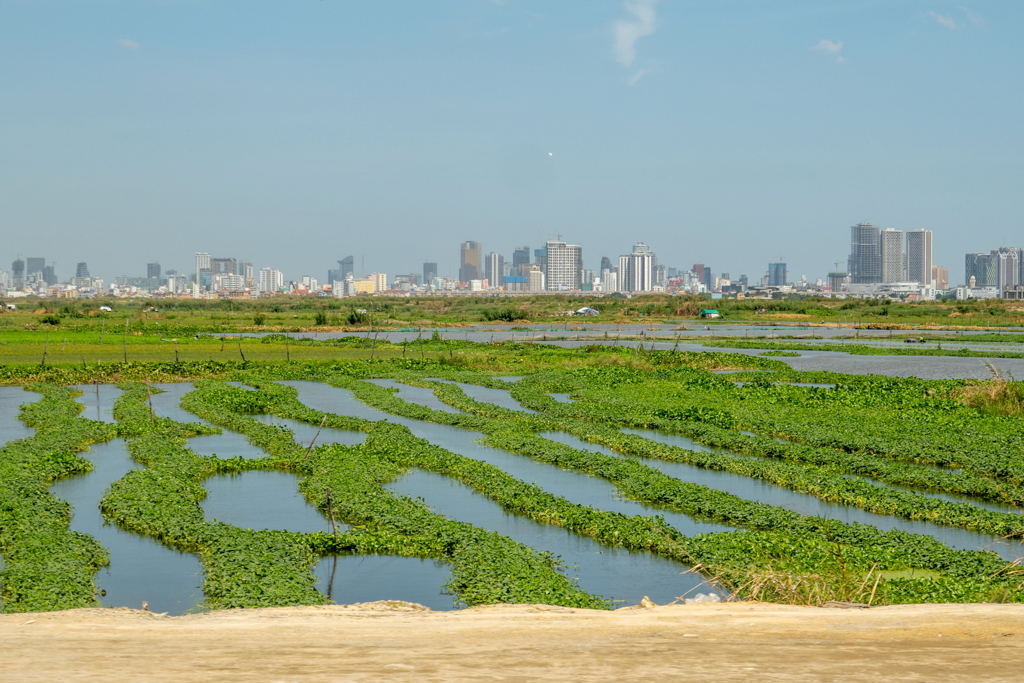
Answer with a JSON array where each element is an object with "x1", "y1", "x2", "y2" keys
[{"x1": 1, "y1": 1, "x2": 1020, "y2": 285}]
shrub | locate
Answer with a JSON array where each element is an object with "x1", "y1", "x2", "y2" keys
[
  {"x1": 314, "y1": 310, "x2": 328, "y2": 326},
  {"x1": 253, "y1": 312, "x2": 267, "y2": 326}
]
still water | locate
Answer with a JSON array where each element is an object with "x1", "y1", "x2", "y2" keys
[
  {"x1": 313, "y1": 554, "x2": 454, "y2": 610},
  {"x1": 0, "y1": 386, "x2": 40, "y2": 446},
  {"x1": 389, "y1": 469, "x2": 720, "y2": 606},
  {"x1": 48, "y1": 439, "x2": 204, "y2": 614},
  {"x1": 71, "y1": 384, "x2": 123, "y2": 424},
  {"x1": 202, "y1": 471, "x2": 335, "y2": 533},
  {"x1": 540, "y1": 430, "x2": 1024, "y2": 561}
]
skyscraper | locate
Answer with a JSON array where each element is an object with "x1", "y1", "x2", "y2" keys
[
  {"x1": 600, "y1": 256, "x2": 612, "y2": 273},
  {"x1": 965, "y1": 252, "x2": 997, "y2": 287},
  {"x1": 460, "y1": 241, "x2": 482, "y2": 282},
  {"x1": 484, "y1": 252, "x2": 505, "y2": 288},
  {"x1": 767, "y1": 262, "x2": 787, "y2": 287},
  {"x1": 42, "y1": 265, "x2": 56, "y2": 286},
  {"x1": 618, "y1": 243, "x2": 656, "y2": 292},
  {"x1": 11, "y1": 259, "x2": 24, "y2": 290},
  {"x1": 76, "y1": 262, "x2": 90, "y2": 278},
  {"x1": 512, "y1": 247, "x2": 531, "y2": 276},
  {"x1": 879, "y1": 229, "x2": 903, "y2": 283},
  {"x1": 906, "y1": 229, "x2": 933, "y2": 285},
  {"x1": 849, "y1": 223, "x2": 881, "y2": 284},
  {"x1": 534, "y1": 248, "x2": 547, "y2": 272},
  {"x1": 423, "y1": 262, "x2": 437, "y2": 284},
  {"x1": 26, "y1": 257, "x2": 45, "y2": 278},
  {"x1": 544, "y1": 240, "x2": 582, "y2": 291},
  {"x1": 148, "y1": 262, "x2": 161, "y2": 279},
  {"x1": 328, "y1": 256, "x2": 354, "y2": 286},
  {"x1": 195, "y1": 252, "x2": 212, "y2": 290}
]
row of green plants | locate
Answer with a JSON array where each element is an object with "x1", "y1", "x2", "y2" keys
[
  {"x1": 699, "y1": 338, "x2": 1024, "y2": 359},
  {"x1": 232, "y1": 371, "x2": 1023, "y2": 603}
]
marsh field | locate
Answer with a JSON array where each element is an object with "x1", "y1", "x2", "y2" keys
[{"x1": 3, "y1": 308, "x2": 1024, "y2": 615}]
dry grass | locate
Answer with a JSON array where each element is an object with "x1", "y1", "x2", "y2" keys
[{"x1": 951, "y1": 362, "x2": 1024, "y2": 417}]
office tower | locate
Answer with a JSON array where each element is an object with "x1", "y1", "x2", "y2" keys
[
  {"x1": 932, "y1": 266, "x2": 949, "y2": 290},
  {"x1": 964, "y1": 253, "x2": 997, "y2": 288},
  {"x1": 545, "y1": 240, "x2": 583, "y2": 291},
  {"x1": 994, "y1": 248, "x2": 1022, "y2": 292},
  {"x1": 511, "y1": 246, "x2": 531, "y2": 277},
  {"x1": 76, "y1": 262, "x2": 89, "y2": 278},
  {"x1": 534, "y1": 248, "x2": 547, "y2": 272},
  {"x1": 768, "y1": 263, "x2": 787, "y2": 287},
  {"x1": 195, "y1": 253, "x2": 212, "y2": 290},
  {"x1": 146, "y1": 262, "x2": 161, "y2": 282},
  {"x1": 423, "y1": 262, "x2": 437, "y2": 284},
  {"x1": 328, "y1": 257, "x2": 353, "y2": 286},
  {"x1": 906, "y1": 229, "x2": 933, "y2": 285},
  {"x1": 849, "y1": 223, "x2": 881, "y2": 284},
  {"x1": 879, "y1": 229, "x2": 903, "y2": 283},
  {"x1": 42, "y1": 265, "x2": 56, "y2": 286},
  {"x1": 258, "y1": 267, "x2": 284, "y2": 293},
  {"x1": 11, "y1": 259, "x2": 24, "y2": 290},
  {"x1": 692, "y1": 264, "x2": 706, "y2": 289},
  {"x1": 618, "y1": 243, "x2": 656, "y2": 292},
  {"x1": 484, "y1": 252, "x2": 505, "y2": 288},
  {"x1": 460, "y1": 241, "x2": 482, "y2": 282},
  {"x1": 600, "y1": 256, "x2": 612, "y2": 273},
  {"x1": 26, "y1": 257, "x2": 45, "y2": 278},
  {"x1": 211, "y1": 257, "x2": 236, "y2": 276}
]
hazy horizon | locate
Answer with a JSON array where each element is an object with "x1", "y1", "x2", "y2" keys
[{"x1": 2, "y1": 1, "x2": 1021, "y2": 285}]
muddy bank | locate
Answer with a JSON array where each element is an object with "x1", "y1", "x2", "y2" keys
[{"x1": 1, "y1": 602, "x2": 1022, "y2": 681}]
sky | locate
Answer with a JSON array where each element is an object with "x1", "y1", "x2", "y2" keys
[{"x1": 1, "y1": 1, "x2": 1021, "y2": 285}]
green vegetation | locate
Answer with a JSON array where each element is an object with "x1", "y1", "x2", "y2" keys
[{"x1": 3, "y1": 339, "x2": 1024, "y2": 613}]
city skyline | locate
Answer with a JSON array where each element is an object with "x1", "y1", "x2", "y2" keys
[{"x1": 2, "y1": 3, "x2": 1021, "y2": 285}]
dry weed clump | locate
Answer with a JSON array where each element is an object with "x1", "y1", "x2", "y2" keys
[{"x1": 951, "y1": 363, "x2": 1024, "y2": 417}]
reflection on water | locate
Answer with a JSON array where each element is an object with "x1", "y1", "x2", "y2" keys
[
  {"x1": 388, "y1": 469, "x2": 719, "y2": 606},
  {"x1": 622, "y1": 427, "x2": 735, "y2": 455},
  {"x1": 313, "y1": 553, "x2": 454, "y2": 609},
  {"x1": 71, "y1": 384, "x2": 123, "y2": 424},
  {"x1": 149, "y1": 382, "x2": 268, "y2": 459},
  {"x1": 541, "y1": 431, "x2": 1024, "y2": 561},
  {"x1": 202, "y1": 470, "x2": 334, "y2": 533},
  {"x1": 48, "y1": 439, "x2": 203, "y2": 614},
  {"x1": 0, "y1": 386, "x2": 40, "y2": 446},
  {"x1": 550, "y1": 393, "x2": 575, "y2": 403}
]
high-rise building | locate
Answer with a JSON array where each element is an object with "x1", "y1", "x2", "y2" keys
[
  {"x1": 11, "y1": 259, "x2": 25, "y2": 291},
  {"x1": 147, "y1": 262, "x2": 161, "y2": 279},
  {"x1": 26, "y1": 257, "x2": 45, "y2": 278},
  {"x1": 995, "y1": 248, "x2": 1022, "y2": 293},
  {"x1": 42, "y1": 265, "x2": 56, "y2": 286},
  {"x1": 258, "y1": 267, "x2": 284, "y2": 293},
  {"x1": 767, "y1": 262, "x2": 787, "y2": 287},
  {"x1": 195, "y1": 252, "x2": 212, "y2": 290},
  {"x1": 512, "y1": 247, "x2": 531, "y2": 276},
  {"x1": 238, "y1": 260, "x2": 254, "y2": 288},
  {"x1": 932, "y1": 265, "x2": 949, "y2": 290},
  {"x1": 849, "y1": 223, "x2": 881, "y2": 284},
  {"x1": 600, "y1": 256, "x2": 612, "y2": 273},
  {"x1": 827, "y1": 272, "x2": 848, "y2": 292},
  {"x1": 460, "y1": 241, "x2": 482, "y2": 282},
  {"x1": 534, "y1": 248, "x2": 547, "y2": 272},
  {"x1": 373, "y1": 273, "x2": 388, "y2": 293},
  {"x1": 906, "y1": 229, "x2": 933, "y2": 285},
  {"x1": 211, "y1": 258, "x2": 236, "y2": 276},
  {"x1": 618, "y1": 243, "x2": 656, "y2": 292},
  {"x1": 484, "y1": 252, "x2": 505, "y2": 289},
  {"x1": 965, "y1": 252, "x2": 997, "y2": 288},
  {"x1": 76, "y1": 262, "x2": 89, "y2": 278},
  {"x1": 423, "y1": 262, "x2": 438, "y2": 284},
  {"x1": 692, "y1": 264, "x2": 706, "y2": 289},
  {"x1": 526, "y1": 265, "x2": 545, "y2": 292},
  {"x1": 879, "y1": 229, "x2": 904, "y2": 283},
  {"x1": 545, "y1": 240, "x2": 582, "y2": 291}
]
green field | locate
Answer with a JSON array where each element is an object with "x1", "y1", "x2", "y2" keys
[{"x1": 2, "y1": 341, "x2": 1023, "y2": 613}]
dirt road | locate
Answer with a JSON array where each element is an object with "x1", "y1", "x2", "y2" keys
[{"x1": 2, "y1": 601, "x2": 1022, "y2": 681}]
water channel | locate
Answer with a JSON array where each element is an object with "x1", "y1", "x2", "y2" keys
[
  {"x1": 202, "y1": 471, "x2": 335, "y2": 533},
  {"x1": 71, "y1": 383, "x2": 123, "y2": 424},
  {"x1": 0, "y1": 386, "x2": 40, "y2": 446},
  {"x1": 539, "y1": 430, "x2": 1024, "y2": 561},
  {"x1": 48, "y1": 439, "x2": 204, "y2": 614},
  {"x1": 388, "y1": 469, "x2": 719, "y2": 606}
]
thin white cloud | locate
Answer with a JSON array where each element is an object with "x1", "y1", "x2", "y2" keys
[
  {"x1": 959, "y1": 6, "x2": 986, "y2": 26},
  {"x1": 627, "y1": 69, "x2": 648, "y2": 86},
  {"x1": 928, "y1": 11, "x2": 957, "y2": 29},
  {"x1": 118, "y1": 39, "x2": 139, "y2": 49},
  {"x1": 813, "y1": 39, "x2": 843, "y2": 54},
  {"x1": 614, "y1": 0, "x2": 656, "y2": 67}
]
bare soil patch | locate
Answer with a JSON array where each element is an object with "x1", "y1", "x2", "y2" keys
[{"x1": 2, "y1": 602, "x2": 1022, "y2": 681}]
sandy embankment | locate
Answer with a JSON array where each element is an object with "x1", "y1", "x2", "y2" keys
[{"x1": 2, "y1": 602, "x2": 1022, "y2": 682}]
